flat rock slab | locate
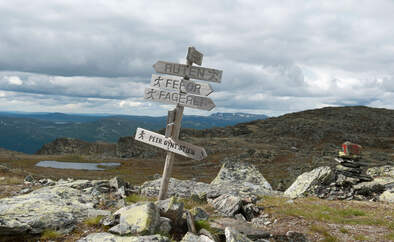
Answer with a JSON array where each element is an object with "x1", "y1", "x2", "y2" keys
[
  {"x1": 0, "y1": 185, "x2": 103, "y2": 235},
  {"x1": 284, "y1": 166, "x2": 334, "y2": 198},
  {"x1": 77, "y1": 232, "x2": 170, "y2": 242}
]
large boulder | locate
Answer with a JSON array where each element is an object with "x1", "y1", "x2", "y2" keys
[
  {"x1": 110, "y1": 202, "x2": 160, "y2": 236},
  {"x1": 284, "y1": 166, "x2": 335, "y2": 198},
  {"x1": 0, "y1": 185, "x2": 106, "y2": 235},
  {"x1": 211, "y1": 159, "x2": 272, "y2": 191},
  {"x1": 139, "y1": 177, "x2": 277, "y2": 200},
  {"x1": 77, "y1": 232, "x2": 170, "y2": 242}
]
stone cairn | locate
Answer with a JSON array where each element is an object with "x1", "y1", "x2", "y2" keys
[{"x1": 316, "y1": 142, "x2": 374, "y2": 200}]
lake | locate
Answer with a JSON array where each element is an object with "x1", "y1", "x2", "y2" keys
[{"x1": 35, "y1": 160, "x2": 121, "y2": 170}]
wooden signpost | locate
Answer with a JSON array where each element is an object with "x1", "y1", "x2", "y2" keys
[
  {"x1": 150, "y1": 74, "x2": 213, "y2": 96},
  {"x1": 135, "y1": 46, "x2": 223, "y2": 200},
  {"x1": 153, "y1": 61, "x2": 222, "y2": 83}
]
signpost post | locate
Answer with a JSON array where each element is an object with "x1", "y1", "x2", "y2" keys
[{"x1": 135, "y1": 47, "x2": 222, "y2": 200}]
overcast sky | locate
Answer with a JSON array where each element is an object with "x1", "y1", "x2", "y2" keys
[{"x1": 0, "y1": 0, "x2": 393, "y2": 117}]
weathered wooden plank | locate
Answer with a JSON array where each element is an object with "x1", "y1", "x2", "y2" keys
[
  {"x1": 150, "y1": 74, "x2": 213, "y2": 96},
  {"x1": 134, "y1": 127, "x2": 207, "y2": 161},
  {"x1": 144, "y1": 87, "x2": 215, "y2": 111},
  {"x1": 153, "y1": 61, "x2": 222, "y2": 83},
  {"x1": 187, "y1": 46, "x2": 203, "y2": 66}
]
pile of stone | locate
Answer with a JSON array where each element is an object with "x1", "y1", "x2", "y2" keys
[{"x1": 334, "y1": 156, "x2": 372, "y2": 184}]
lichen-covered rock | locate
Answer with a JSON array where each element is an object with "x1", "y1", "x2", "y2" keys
[
  {"x1": 77, "y1": 232, "x2": 170, "y2": 242},
  {"x1": 139, "y1": 177, "x2": 277, "y2": 200},
  {"x1": 225, "y1": 227, "x2": 253, "y2": 242},
  {"x1": 155, "y1": 197, "x2": 184, "y2": 224},
  {"x1": 180, "y1": 232, "x2": 214, "y2": 242},
  {"x1": 366, "y1": 165, "x2": 394, "y2": 178},
  {"x1": 379, "y1": 189, "x2": 394, "y2": 203},
  {"x1": 284, "y1": 166, "x2": 334, "y2": 198},
  {"x1": 209, "y1": 194, "x2": 242, "y2": 217},
  {"x1": 110, "y1": 202, "x2": 160, "y2": 236},
  {"x1": 0, "y1": 185, "x2": 104, "y2": 235},
  {"x1": 211, "y1": 159, "x2": 272, "y2": 191}
]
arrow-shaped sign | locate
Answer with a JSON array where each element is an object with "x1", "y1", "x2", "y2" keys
[
  {"x1": 150, "y1": 74, "x2": 213, "y2": 96},
  {"x1": 153, "y1": 61, "x2": 222, "y2": 83},
  {"x1": 135, "y1": 128, "x2": 207, "y2": 160},
  {"x1": 144, "y1": 87, "x2": 215, "y2": 111}
]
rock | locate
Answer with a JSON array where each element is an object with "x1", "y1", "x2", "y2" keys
[
  {"x1": 366, "y1": 165, "x2": 394, "y2": 178},
  {"x1": 180, "y1": 232, "x2": 215, "y2": 242},
  {"x1": 155, "y1": 197, "x2": 184, "y2": 225},
  {"x1": 24, "y1": 175, "x2": 35, "y2": 183},
  {"x1": 241, "y1": 203, "x2": 260, "y2": 221},
  {"x1": 209, "y1": 194, "x2": 242, "y2": 216},
  {"x1": 379, "y1": 189, "x2": 394, "y2": 203},
  {"x1": 190, "y1": 207, "x2": 209, "y2": 221},
  {"x1": 110, "y1": 202, "x2": 160, "y2": 236},
  {"x1": 139, "y1": 177, "x2": 277, "y2": 200},
  {"x1": 77, "y1": 232, "x2": 170, "y2": 242},
  {"x1": 199, "y1": 228, "x2": 217, "y2": 241},
  {"x1": 251, "y1": 216, "x2": 272, "y2": 226},
  {"x1": 0, "y1": 185, "x2": 105, "y2": 235},
  {"x1": 210, "y1": 217, "x2": 270, "y2": 240},
  {"x1": 284, "y1": 166, "x2": 334, "y2": 198},
  {"x1": 235, "y1": 214, "x2": 246, "y2": 221},
  {"x1": 19, "y1": 187, "x2": 32, "y2": 194},
  {"x1": 211, "y1": 159, "x2": 272, "y2": 191},
  {"x1": 225, "y1": 227, "x2": 253, "y2": 242},
  {"x1": 109, "y1": 177, "x2": 127, "y2": 190},
  {"x1": 158, "y1": 217, "x2": 172, "y2": 235}
]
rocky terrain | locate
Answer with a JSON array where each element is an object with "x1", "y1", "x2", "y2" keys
[{"x1": 0, "y1": 159, "x2": 393, "y2": 241}]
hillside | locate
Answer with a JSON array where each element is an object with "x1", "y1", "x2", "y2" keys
[
  {"x1": 36, "y1": 106, "x2": 394, "y2": 189},
  {"x1": 0, "y1": 112, "x2": 267, "y2": 154}
]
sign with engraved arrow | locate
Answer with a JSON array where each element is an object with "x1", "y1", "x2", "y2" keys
[
  {"x1": 150, "y1": 74, "x2": 213, "y2": 96},
  {"x1": 153, "y1": 61, "x2": 222, "y2": 83},
  {"x1": 135, "y1": 128, "x2": 207, "y2": 161},
  {"x1": 144, "y1": 87, "x2": 215, "y2": 111}
]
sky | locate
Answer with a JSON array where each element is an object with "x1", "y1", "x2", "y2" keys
[{"x1": 0, "y1": 0, "x2": 393, "y2": 117}]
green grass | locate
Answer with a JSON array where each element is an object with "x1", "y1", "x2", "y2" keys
[
  {"x1": 384, "y1": 232, "x2": 394, "y2": 241},
  {"x1": 339, "y1": 227, "x2": 349, "y2": 234},
  {"x1": 260, "y1": 196, "x2": 393, "y2": 229},
  {"x1": 194, "y1": 220, "x2": 221, "y2": 239},
  {"x1": 84, "y1": 216, "x2": 104, "y2": 227},
  {"x1": 0, "y1": 176, "x2": 23, "y2": 185},
  {"x1": 354, "y1": 234, "x2": 368, "y2": 241},
  {"x1": 310, "y1": 224, "x2": 339, "y2": 242},
  {"x1": 40, "y1": 229, "x2": 61, "y2": 240}
]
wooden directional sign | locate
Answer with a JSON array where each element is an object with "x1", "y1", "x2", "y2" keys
[
  {"x1": 144, "y1": 87, "x2": 215, "y2": 111},
  {"x1": 187, "y1": 47, "x2": 203, "y2": 66},
  {"x1": 135, "y1": 128, "x2": 207, "y2": 161},
  {"x1": 153, "y1": 61, "x2": 222, "y2": 83},
  {"x1": 150, "y1": 74, "x2": 213, "y2": 96}
]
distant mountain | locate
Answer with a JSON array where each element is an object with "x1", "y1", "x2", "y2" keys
[{"x1": 0, "y1": 111, "x2": 268, "y2": 154}]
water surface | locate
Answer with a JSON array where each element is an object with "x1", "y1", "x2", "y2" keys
[{"x1": 35, "y1": 160, "x2": 120, "y2": 170}]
